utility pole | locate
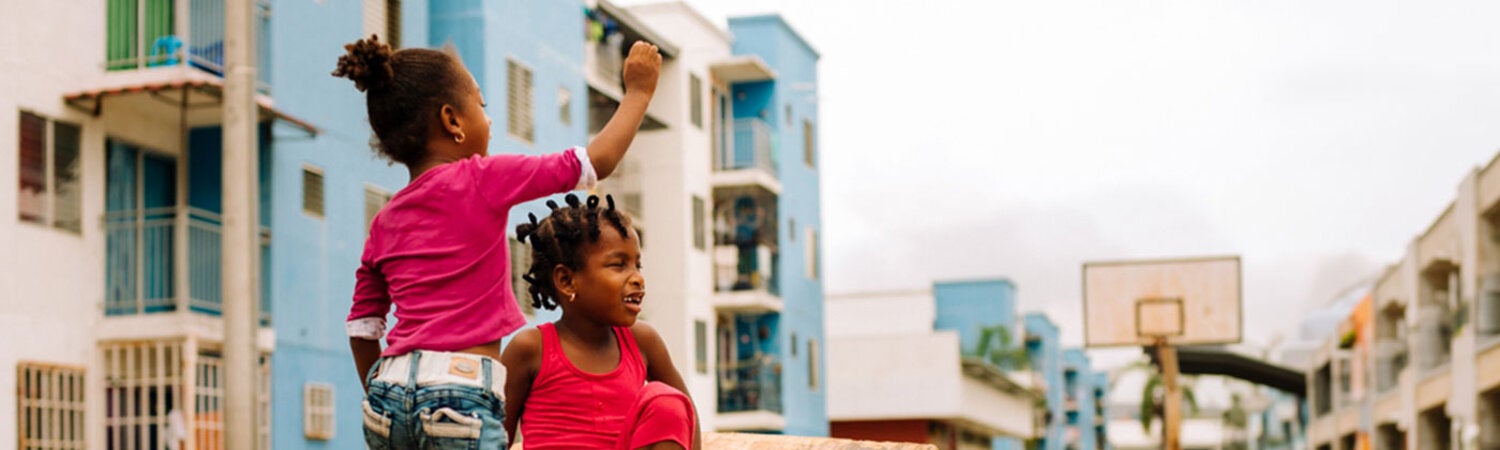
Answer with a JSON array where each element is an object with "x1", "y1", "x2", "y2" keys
[{"x1": 222, "y1": 0, "x2": 260, "y2": 447}]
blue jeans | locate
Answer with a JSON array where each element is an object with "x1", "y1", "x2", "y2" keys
[{"x1": 362, "y1": 351, "x2": 509, "y2": 449}]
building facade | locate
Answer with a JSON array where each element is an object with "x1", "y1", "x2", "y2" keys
[
  {"x1": 826, "y1": 283, "x2": 1043, "y2": 450},
  {"x1": 1306, "y1": 151, "x2": 1500, "y2": 450},
  {"x1": 3, "y1": 0, "x2": 834, "y2": 447}
]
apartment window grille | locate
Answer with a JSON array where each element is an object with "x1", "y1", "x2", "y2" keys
[
  {"x1": 18, "y1": 111, "x2": 82, "y2": 232},
  {"x1": 17, "y1": 362, "x2": 87, "y2": 449}
]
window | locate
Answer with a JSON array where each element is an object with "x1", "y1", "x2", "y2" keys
[
  {"x1": 17, "y1": 362, "x2": 86, "y2": 449},
  {"x1": 790, "y1": 332, "x2": 798, "y2": 357},
  {"x1": 808, "y1": 339, "x2": 820, "y2": 390},
  {"x1": 806, "y1": 228, "x2": 819, "y2": 280},
  {"x1": 803, "y1": 119, "x2": 816, "y2": 168},
  {"x1": 689, "y1": 74, "x2": 703, "y2": 129},
  {"x1": 789, "y1": 217, "x2": 796, "y2": 242},
  {"x1": 18, "y1": 111, "x2": 82, "y2": 233},
  {"x1": 363, "y1": 185, "x2": 391, "y2": 235},
  {"x1": 692, "y1": 195, "x2": 706, "y2": 251},
  {"x1": 364, "y1": 0, "x2": 401, "y2": 48},
  {"x1": 558, "y1": 87, "x2": 572, "y2": 126},
  {"x1": 304, "y1": 383, "x2": 335, "y2": 440},
  {"x1": 507, "y1": 59, "x2": 535, "y2": 144},
  {"x1": 694, "y1": 320, "x2": 708, "y2": 374},
  {"x1": 302, "y1": 165, "x2": 324, "y2": 217},
  {"x1": 510, "y1": 237, "x2": 536, "y2": 316},
  {"x1": 785, "y1": 103, "x2": 792, "y2": 126}
]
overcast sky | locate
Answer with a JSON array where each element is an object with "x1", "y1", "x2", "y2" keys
[{"x1": 623, "y1": 0, "x2": 1500, "y2": 364}]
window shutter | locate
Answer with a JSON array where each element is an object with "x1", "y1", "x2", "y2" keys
[
  {"x1": 302, "y1": 167, "x2": 324, "y2": 217},
  {"x1": 507, "y1": 60, "x2": 535, "y2": 143},
  {"x1": 303, "y1": 383, "x2": 335, "y2": 440}
]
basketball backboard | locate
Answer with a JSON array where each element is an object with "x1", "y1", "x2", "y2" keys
[{"x1": 1082, "y1": 256, "x2": 1242, "y2": 348}]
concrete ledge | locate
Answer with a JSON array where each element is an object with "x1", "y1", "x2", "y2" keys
[{"x1": 704, "y1": 433, "x2": 938, "y2": 450}]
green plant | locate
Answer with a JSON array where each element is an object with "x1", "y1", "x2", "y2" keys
[
  {"x1": 1122, "y1": 360, "x2": 1200, "y2": 434},
  {"x1": 1338, "y1": 329, "x2": 1357, "y2": 349},
  {"x1": 969, "y1": 324, "x2": 1031, "y2": 371}
]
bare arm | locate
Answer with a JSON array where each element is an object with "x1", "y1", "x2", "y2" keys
[
  {"x1": 587, "y1": 41, "x2": 662, "y2": 180},
  {"x1": 502, "y1": 328, "x2": 543, "y2": 442},
  {"x1": 350, "y1": 337, "x2": 383, "y2": 393},
  {"x1": 632, "y1": 322, "x2": 703, "y2": 450}
]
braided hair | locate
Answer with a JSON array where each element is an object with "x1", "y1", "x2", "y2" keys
[
  {"x1": 331, "y1": 34, "x2": 469, "y2": 166},
  {"x1": 514, "y1": 194, "x2": 635, "y2": 311}
]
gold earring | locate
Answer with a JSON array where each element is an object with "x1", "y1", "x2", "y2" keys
[
  {"x1": 453, "y1": 134, "x2": 463, "y2": 143},
  {"x1": 568, "y1": 293, "x2": 576, "y2": 303}
]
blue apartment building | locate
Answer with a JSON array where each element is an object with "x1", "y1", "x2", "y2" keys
[{"x1": 711, "y1": 14, "x2": 828, "y2": 436}]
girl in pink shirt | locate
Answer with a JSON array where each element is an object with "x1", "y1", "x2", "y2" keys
[
  {"x1": 504, "y1": 194, "x2": 699, "y2": 450},
  {"x1": 334, "y1": 34, "x2": 661, "y2": 449}
]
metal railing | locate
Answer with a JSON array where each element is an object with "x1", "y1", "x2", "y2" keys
[
  {"x1": 105, "y1": 207, "x2": 270, "y2": 322},
  {"x1": 718, "y1": 118, "x2": 776, "y2": 175},
  {"x1": 714, "y1": 244, "x2": 777, "y2": 295},
  {"x1": 717, "y1": 356, "x2": 782, "y2": 414},
  {"x1": 106, "y1": 0, "x2": 272, "y2": 92}
]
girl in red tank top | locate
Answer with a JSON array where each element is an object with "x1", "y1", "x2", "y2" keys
[{"x1": 502, "y1": 194, "x2": 700, "y2": 450}]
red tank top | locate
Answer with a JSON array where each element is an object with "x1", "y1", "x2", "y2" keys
[{"x1": 521, "y1": 323, "x2": 647, "y2": 449}]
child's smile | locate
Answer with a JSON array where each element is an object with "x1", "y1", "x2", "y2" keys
[{"x1": 569, "y1": 223, "x2": 647, "y2": 326}]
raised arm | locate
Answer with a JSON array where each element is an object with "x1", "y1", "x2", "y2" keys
[
  {"x1": 632, "y1": 322, "x2": 703, "y2": 450},
  {"x1": 501, "y1": 328, "x2": 544, "y2": 441},
  {"x1": 588, "y1": 41, "x2": 662, "y2": 180}
]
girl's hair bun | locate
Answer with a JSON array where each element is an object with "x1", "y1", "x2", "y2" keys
[{"x1": 331, "y1": 34, "x2": 395, "y2": 92}]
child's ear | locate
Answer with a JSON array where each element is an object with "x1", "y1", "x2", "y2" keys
[
  {"x1": 551, "y1": 264, "x2": 575, "y2": 299},
  {"x1": 439, "y1": 103, "x2": 461, "y2": 138}
]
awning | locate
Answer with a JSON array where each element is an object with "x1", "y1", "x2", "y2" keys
[
  {"x1": 711, "y1": 55, "x2": 777, "y2": 84},
  {"x1": 62, "y1": 67, "x2": 320, "y2": 137},
  {"x1": 596, "y1": 0, "x2": 680, "y2": 58}
]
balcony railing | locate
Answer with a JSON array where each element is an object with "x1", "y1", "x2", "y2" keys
[
  {"x1": 714, "y1": 244, "x2": 777, "y2": 295},
  {"x1": 718, "y1": 356, "x2": 782, "y2": 415},
  {"x1": 105, "y1": 207, "x2": 270, "y2": 323},
  {"x1": 718, "y1": 118, "x2": 776, "y2": 175},
  {"x1": 105, "y1": 0, "x2": 272, "y2": 91}
]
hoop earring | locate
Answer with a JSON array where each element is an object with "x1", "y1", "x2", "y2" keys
[
  {"x1": 568, "y1": 293, "x2": 576, "y2": 303},
  {"x1": 453, "y1": 134, "x2": 463, "y2": 143}
]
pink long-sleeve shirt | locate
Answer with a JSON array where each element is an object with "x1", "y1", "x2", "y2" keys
[{"x1": 347, "y1": 148, "x2": 595, "y2": 357}]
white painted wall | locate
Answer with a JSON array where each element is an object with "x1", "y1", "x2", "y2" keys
[
  {"x1": 829, "y1": 332, "x2": 963, "y2": 421},
  {"x1": 826, "y1": 290, "x2": 936, "y2": 337},
  {"x1": 829, "y1": 331, "x2": 1036, "y2": 438},
  {"x1": 2, "y1": 1, "x2": 118, "y2": 448},
  {"x1": 618, "y1": 2, "x2": 734, "y2": 431}
]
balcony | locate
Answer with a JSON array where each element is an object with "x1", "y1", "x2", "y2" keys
[
  {"x1": 713, "y1": 118, "x2": 781, "y2": 194},
  {"x1": 716, "y1": 355, "x2": 784, "y2": 431},
  {"x1": 105, "y1": 207, "x2": 270, "y2": 323},
  {"x1": 713, "y1": 244, "x2": 781, "y2": 313},
  {"x1": 105, "y1": 0, "x2": 272, "y2": 93}
]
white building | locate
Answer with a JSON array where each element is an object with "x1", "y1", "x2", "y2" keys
[{"x1": 825, "y1": 290, "x2": 1042, "y2": 448}]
